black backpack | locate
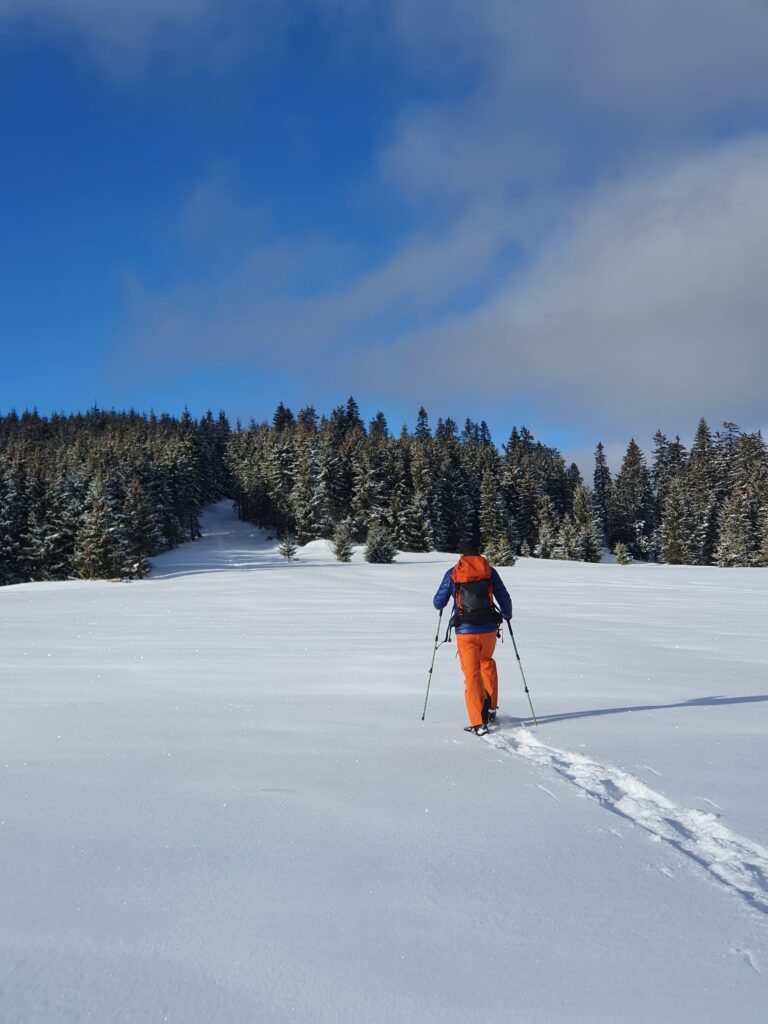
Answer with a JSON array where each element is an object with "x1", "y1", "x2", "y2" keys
[{"x1": 451, "y1": 555, "x2": 502, "y2": 627}]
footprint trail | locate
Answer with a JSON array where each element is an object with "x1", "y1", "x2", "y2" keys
[{"x1": 487, "y1": 724, "x2": 768, "y2": 916}]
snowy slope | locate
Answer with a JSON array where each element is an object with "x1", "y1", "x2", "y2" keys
[{"x1": 1, "y1": 501, "x2": 766, "y2": 1023}]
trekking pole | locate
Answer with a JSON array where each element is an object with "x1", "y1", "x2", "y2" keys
[
  {"x1": 505, "y1": 619, "x2": 538, "y2": 726},
  {"x1": 421, "y1": 609, "x2": 444, "y2": 721}
]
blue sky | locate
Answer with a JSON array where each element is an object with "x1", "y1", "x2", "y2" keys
[{"x1": 2, "y1": 1, "x2": 768, "y2": 469}]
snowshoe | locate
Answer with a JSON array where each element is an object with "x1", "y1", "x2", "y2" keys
[{"x1": 464, "y1": 724, "x2": 489, "y2": 737}]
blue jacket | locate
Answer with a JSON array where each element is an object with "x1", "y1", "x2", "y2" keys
[{"x1": 433, "y1": 564, "x2": 512, "y2": 634}]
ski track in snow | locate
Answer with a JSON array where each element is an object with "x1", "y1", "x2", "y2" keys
[{"x1": 488, "y1": 725, "x2": 768, "y2": 917}]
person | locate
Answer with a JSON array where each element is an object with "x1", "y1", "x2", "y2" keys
[{"x1": 433, "y1": 539, "x2": 512, "y2": 736}]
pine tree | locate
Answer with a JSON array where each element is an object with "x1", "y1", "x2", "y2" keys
[
  {"x1": 515, "y1": 473, "x2": 539, "y2": 553},
  {"x1": 279, "y1": 532, "x2": 298, "y2": 562},
  {"x1": 264, "y1": 431, "x2": 296, "y2": 535},
  {"x1": 484, "y1": 534, "x2": 516, "y2": 567},
  {"x1": 148, "y1": 459, "x2": 180, "y2": 549},
  {"x1": 122, "y1": 476, "x2": 156, "y2": 578},
  {"x1": 534, "y1": 496, "x2": 559, "y2": 559},
  {"x1": 714, "y1": 421, "x2": 741, "y2": 500},
  {"x1": 0, "y1": 462, "x2": 28, "y2": 584},
  {"x1": 272, "y1": 402, "x2": 295, "y2": 432},
  {"x1": 433, "y1": 428, "x2": 470, "y2": 551},
  {"x1": 613, "y1": 541, "x2": 632, "y2": 565},
  {"x1": 20, "y1": 466, "x2": 49, "y2": 581},
  {"x1": 344, "y1": 396, "x2": 364, "y2": 434},
  {"x1": 43, "y1": 470, "x2": 83, "y2": 579},
  {"x1": 553, "y1": 516, "x2": 580, "y2": 560},
  {"x1": 715, "y1": 486, "x2": 753, "y2": 567},
  {"x1": 564, "y1": 463, "x2": 583, "y2": 514},
  {"x1": 713, "y1": 431, "x2": 768, "y2": 566},
  {"x1": 73, "y1": 478, "x2": 128, "y2": 579},
  {"x1": 312, "y1": 425, "x2": 343, "y2": 537},
  {"x1": 165, "y1": 437, "x2": 202, "y2": 543},
  {"x1": 332, "y1": 522, "x2": 354, "y2": 562},
  {"x1": 414, "y1": 406, "x2": 431, "y2": 441},
  {"x1": 387, "y1": 437, "x2": 414, "y2": 550},
  {"x1": 610, "y1": 439, "x2": 654, "y2": 558},
  {"x1": 406, "y1": 442, "x2": 436, "y2": 552},
  {"x1": 353, "y1": 435, "x2": 392, "y2": 536},
  {"x1": 296, "y1": 405, "x2": 318, "y2": 432},
  {"x1": 572, "y1": 484, "x2": 603, "y2": 562},
  {"x1": 659, "y1": 477, "x2": 691, "y2": 565},
  {"x1": 652, "y1": 431, "x2": 687, "y2": 513},
  {"x1": 593, "y1": 444, "x2": 614, "y2": 548},
  {"x1": 197, "y1": 410, "x2": 228, "y2": 503},
  {"x1": 291, "y1": 441, "x2": 319, "y2": 546},
  {"x1": 369, "y1": 411, "x2": 389, "y2": 440},
  {"x1": 364, "y1": 524, "x2": 396, "y2": 564},
  {"x1": 479, "y1": 463, "x2": 503, "y2": 550},
  {"x1": 685, "y1": 418, "x2": 718, "y2": 564}
]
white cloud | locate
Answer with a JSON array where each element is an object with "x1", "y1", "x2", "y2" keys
[
  {"x1": 125, "y1": 194, "x2": 520, "y2": 365},
  {"x1": 380, "y1": 0, "x2": 768, "y2": 199},
  {"x1": 357, "y1": 136, "x2": 768, "y2": 438}
]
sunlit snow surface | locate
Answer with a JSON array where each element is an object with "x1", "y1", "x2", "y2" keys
[{"x1": 1, "y1": 501, "x2": 767, "y2": 1023}]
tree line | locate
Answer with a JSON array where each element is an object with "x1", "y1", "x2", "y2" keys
[
  {"x1": 0, "y1": 407, "x2": 229, "y2": 585},
  {"x1": 227, "y1": 400, "x2": 768, "y2": 568},
  {"x1": 2, "y1": 400, "x2": 767, "y2": 585}
]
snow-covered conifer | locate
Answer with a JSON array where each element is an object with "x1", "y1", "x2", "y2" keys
[
  {"x1": 332, "y1": 522, "x2": 354, "y2": 563},
  {"x1": 0, "y1": 462, "x2": 28, "y2": 584},
  {"x1": 73, "y1": 478, "x2": 128, "y2": 579},
  {"x1": 485, "y1": 534, "x2": 516, "y2": 566},
  {"x1": 479, "y1": 463, "x2": 503, "y2": 550},
  {"x1": 659, "y1": 477, "x2": 692, "y2": 565},
  {"x1": 535, "y1": 496, "x2": 559, "y2": 559},
  {"x1": 407, "y1": 443, "x2": 436, "y2": 552},
  {"x1": 553, "y1": 516, "x2": 579, "y2": 560},
  {"x1": 572, "y1": 484, "x2": 603, "y2": 562},
  {"x1": 123, "y1": 476, "x2": 156, "y2": 578},
  {"x1": 364, "y1": 524, "x2": 396, "y2": 564},
  {"x1": 593, "y1": 442, "x2": 612, "y2": 545},
  {"x1": 613, "y1": 541, "x2": 632, "y2": 565},
  {"x1": 610, "y1": 439, "x2": 654, "y2": 558},
  {"x1": 291, "y1": 442, "x2": 319, "y2": 546},
  {"x1": 685, "y1": 418, "x2": 718, "y2": 564},
  {"x1": 715, "y1": 487, "x2": 754, "y2": 567},
  {"x1": 279, "y1": 532, "x2": 298, "y2": 563}
]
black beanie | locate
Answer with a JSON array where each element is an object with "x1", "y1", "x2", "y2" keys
[{"x1": 459, "y1": 538, "x2": 480, "y2": 556}]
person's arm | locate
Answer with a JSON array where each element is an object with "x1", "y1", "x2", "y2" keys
[
  {"x1": 433, "y1": 569, "x2": 454, "y2": 611},
  {"x1": 491, "y1": 568, "x2": 512, "y2": 619}
]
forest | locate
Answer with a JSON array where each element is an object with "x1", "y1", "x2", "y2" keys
[{"x1": 1, "y1": 399, "x2": 767, "y2": 585}]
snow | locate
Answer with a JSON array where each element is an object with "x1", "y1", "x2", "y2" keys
[{"x1": 1, "y1": 500, "x2": 766, "y2": 1022}]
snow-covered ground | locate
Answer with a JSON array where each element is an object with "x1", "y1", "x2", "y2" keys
[{"x1": 1, "y1": 501, "x2": 767, "y2": 1023}]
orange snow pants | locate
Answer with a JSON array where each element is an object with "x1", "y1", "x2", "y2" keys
[{"x1": 456, "y1": 632, "x2": 499, "y2": 727}]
